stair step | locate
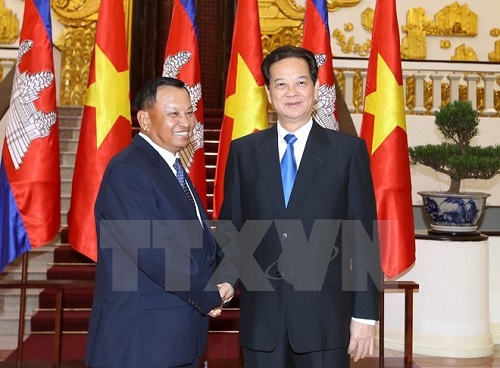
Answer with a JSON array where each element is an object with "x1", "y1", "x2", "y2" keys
[
  {"x1": 0, "y1": 312, "x2": 32, "y2": 335},
  {"x1": 57, "y1": 106, "x2": 83, "y2": 118},
  {"x1": 59, "y1": 126, "x2": 81, "y2": 140},
  {"x1": 38, "y1": 287, "x2": 94, "y2": 309},
  {"x1": 60, "y1": 152, "x2": 76, "y2": 166},
  {"x1": 46, "y1": 265, "x2": 96, "y2": 281},
  {"x1": 30, "y1": 310, "x2": 90, "y2": 332},
  {"x1": 60, "y1": 138, "x2": 79, "y2": 152},
  {"x1": 53, "y1": 246, "x2": 94, "y2": 264},
  {"x1": 0, "y1": 288, "x2": 42, "y2": 313}
]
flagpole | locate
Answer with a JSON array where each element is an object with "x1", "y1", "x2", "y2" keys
[{"x1": 16, "y1": 252, "x2": 28, "y2": 366}]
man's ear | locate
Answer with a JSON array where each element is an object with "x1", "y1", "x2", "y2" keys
[
  {"x1": 265, "y1": 85, "x2": 272, "y2": 104},
  {"x1": 136, "y1": 110, "x2": 149, "y2": 132},
  {"x1": 314, "y1": 79, "x2": 320, "y2": 100}
]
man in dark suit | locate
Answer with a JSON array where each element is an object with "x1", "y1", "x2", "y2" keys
[
  {"x1": 218, "y1": 45, "x2": 380, "y2": 367},
  {"x1": 86, "y1": 77, "x2": 233, "y2": 368}
]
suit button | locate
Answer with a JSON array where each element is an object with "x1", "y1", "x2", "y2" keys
[
  {"x1": 210, "y1": 260, "x2": 215, "y2": 266},
  {"x1": 281, "y1": 233, "x2": 288, "y2": 240},
  {"x1": 276, "y1": 271, "x2": 282, "y2": 278}
]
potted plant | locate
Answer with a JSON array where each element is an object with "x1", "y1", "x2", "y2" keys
[{"x1": 409, "y1": 100, "x2": 500, "y2": 233}]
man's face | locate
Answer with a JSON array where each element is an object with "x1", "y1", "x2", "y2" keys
[
  {"x1": 265, "y1": 57, "x2": 319, "y2": 131},
  {"x1": 138, "y1": 85, "x2": 195, "y2": 154}
]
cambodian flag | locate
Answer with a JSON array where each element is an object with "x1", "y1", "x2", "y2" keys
[
  {"x1": 163, "y1": 0, "x2": 208, "y2": 208},
  {"x1": 302, "y1": 0, "x2": 339, "y2": 130},
  {"x1": 0, "y1": 0, "x2": 60, "y2": 271}
]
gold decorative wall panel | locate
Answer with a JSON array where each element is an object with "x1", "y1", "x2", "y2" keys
[
  {"x1": 0, "y1": 0, "x2": 19, "y2": 44},
  {"x1": 52, "y1": 0, "x2": 100, "y2": 106}
]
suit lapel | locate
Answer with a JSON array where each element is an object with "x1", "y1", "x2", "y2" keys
[
  {"x1": 257, "y1": 126, "x2": 286, "y2": 216},
  {"x1": 133, "y1": 135, "x2": 199, "y2": 221},
  {"x1": 286, "y1": 122, "x2": 330, "y2": 216}
]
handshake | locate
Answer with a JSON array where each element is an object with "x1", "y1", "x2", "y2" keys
[{"x1": 207, "y1": 283, "x2": 234, "y2": 318}]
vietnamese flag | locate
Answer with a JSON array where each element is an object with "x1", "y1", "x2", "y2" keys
[
  {"x1": 0, "y1": 0, "x2": 60, "y2": 271},
  {"x1": 360, "y1": 0, "x2": 415, "y2": 278},
  {"x1": 163, "y1": 0, "x2": 208, "y2": 208},
  {"x1": 212, "y1": 0, "x2": 269, "y2": 218},
  {"x1": 68, "y1": 0, "x2": 131, "y2": 261}
]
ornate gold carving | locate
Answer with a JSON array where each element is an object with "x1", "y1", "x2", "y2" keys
[
  {"x1": 488, "y1": 40, "x2": 500, "y2": 62},
  {"x1": 56, "y1": 24, "x2": 96, "y2": 106},
  {"x1": 352, "y1": 70, "x2": 363, "y2": 113},
  {"x1": 406, "y1": 76, "x2": 415, "y2": 114},
  {"x1": 401, "y1": 3, "x2": 478, "y2": 61},
  {"x1": 452, "y1": 44, "x2": 478, "y2": 61},
  {"x1": 326, "y1": 0, "x2": 361, "y2": 12},
  {"x1": 401, "y1": 29, "x2": 427, "y2": 60},
  {"x1": 490, "y1": 28, "x2": 500, "y2": 37},
  {"x1": 259, "y1": 0, "x2": 361, "y2": 56},
  {"x1": 361, "y1": 7, "x2": 374, "y2": 32},
  {"x1": 0, "y1": 0, "x2": 19, "y2": 44},
  {"x1": 259, "y1": 1, "x2": 303, "y2": 55},
  {"x1": 52, "y1": 0, "x2": 100, "y2": 27},
  {"x1": 440, "y1": 40, "x2": 451, "y2": 49},
  {"x1": 52, "y1": 0, "x2": 100, "y2": 106},
  {"x1": 432, "y1": 2, "x2": 477, "y2": 36},
  {"x1": 332, "y1": 29, "x2": 370, "y2": 57}
]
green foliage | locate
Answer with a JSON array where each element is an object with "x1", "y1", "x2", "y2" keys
[{"x1": 409, "y1": 100, "x2": 500, "y2": 193}]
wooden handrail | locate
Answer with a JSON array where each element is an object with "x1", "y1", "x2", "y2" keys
[{"x1": 0, "y1": 278, "x2": 95, "y2": 367}]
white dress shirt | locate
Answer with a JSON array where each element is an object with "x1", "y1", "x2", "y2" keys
[
  {"x1": 139, "y1": 132, "x2": 202, "y2": 223},
  {"x1": 275, "y1": 123, "x2": 376, "y2": 326}
]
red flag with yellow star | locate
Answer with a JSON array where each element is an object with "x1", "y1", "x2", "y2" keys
[
  {"x1": 359, "y1": 0, "x2": 415, "y2": 278},
  {"x1": 212, "y1": 0, "x2": 268, "y2": 218},
  {"x1": 68, "y1": 0, "x2": 131, "y2": 261}
]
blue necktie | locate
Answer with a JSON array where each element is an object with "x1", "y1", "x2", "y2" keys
[
  {"x1": 173, "y1": 158, "x2": 197, "y2": 212},
  {"x1": 281, "y1": 134, "x2": 297, "y2": 207}
]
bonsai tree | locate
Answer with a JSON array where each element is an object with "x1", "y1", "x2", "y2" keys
[{"x1": 409, "y1": 100, "x2": 500, "y2": 193}]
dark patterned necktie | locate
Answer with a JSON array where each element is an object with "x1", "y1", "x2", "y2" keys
[
  {"x1": 280, "y1": 134, "x2": 297, "y2": 207},
  {"x1": 173, "y1": 158, "x2": 197, "y2": 212}
]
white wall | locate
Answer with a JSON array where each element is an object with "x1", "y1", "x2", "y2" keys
[{"x1": 352, "y1": 114, "x2": 500, "y2": 206}]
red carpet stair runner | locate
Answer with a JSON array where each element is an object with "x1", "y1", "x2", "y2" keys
[{"x1": 16, "y1": 109, "x2": 242, "y2": 364}]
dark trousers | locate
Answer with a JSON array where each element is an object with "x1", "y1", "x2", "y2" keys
[{"x1": 242, "y1": 311, "x2": 349, "y2": 368}]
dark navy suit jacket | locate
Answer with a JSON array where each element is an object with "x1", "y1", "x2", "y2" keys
[
  {"x1": 86, "y1": 135, "x2": 221, "y2": 367},
  {"x1": 219, "y1": 122, "x2": 381, "y2": 353}
]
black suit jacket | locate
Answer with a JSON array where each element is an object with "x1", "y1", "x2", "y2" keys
[
  {"x1": 86, "y1": 135, "x2": 222, "y2": 367},
  {"x1": 219, "y1": 122, "x2": 380, "y2": 353}
]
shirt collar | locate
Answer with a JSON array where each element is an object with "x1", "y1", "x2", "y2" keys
[
  {"x1": 139, "y1": 132, "x2": 177, "y2": 167},
  {"x1": 277, "y1": 119, "x2": 313, "y2": 142}
]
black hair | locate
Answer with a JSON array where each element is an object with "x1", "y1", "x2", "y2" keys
[
  {"x1": 133, "y1": 77, "x2": 188, "y2": 111},
  {"x1": 261, "y1": 45, "x2": 318, "y2": 86}
]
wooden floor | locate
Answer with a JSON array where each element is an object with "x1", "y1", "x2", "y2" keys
[{"x1": 1, "y1": 347, "x2": 499, "y2": 367}]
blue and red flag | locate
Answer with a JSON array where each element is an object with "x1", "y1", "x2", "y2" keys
[
  {"x1": 0, "y1": 0, "x2": 60, "y2": 271},
  {"x1": 163, "y1": 0, "x2": 208, "y2": 207},
  {"x1": 302, "y1": 0, "x2": 338, "y2": 130}
]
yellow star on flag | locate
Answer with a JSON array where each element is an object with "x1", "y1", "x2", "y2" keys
[
  {"x1": 364, "y1": 53, "x2": 406, "y2": 154},
  {"x1": 225, "y1": 54, "x2": 268, "y2": 139},
  {"x1": 85, "y1": 44, "x2": 131, "y2": 148}
]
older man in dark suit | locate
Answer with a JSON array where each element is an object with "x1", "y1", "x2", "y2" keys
[
  {"x1": 86, "y1": 77, "x2": 233, "y2": 368},
  {"x1": 218, "y1": 45, "x2": 380, "y2": 367}
]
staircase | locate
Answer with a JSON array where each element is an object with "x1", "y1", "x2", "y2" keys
[{"x1": 1, "y1": 106, "x2": 241, "y2": 363}]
